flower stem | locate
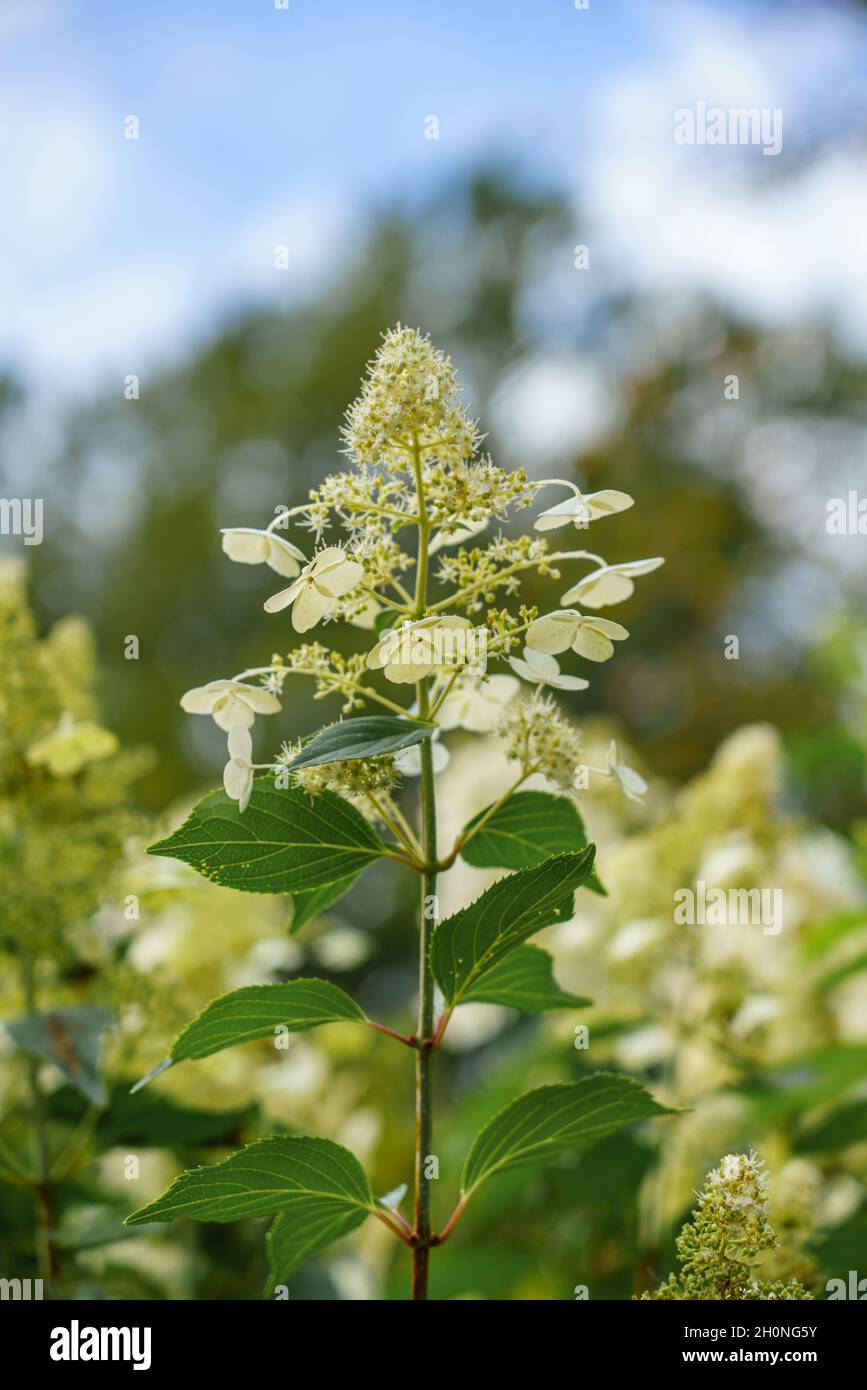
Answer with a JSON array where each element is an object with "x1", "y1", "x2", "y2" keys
[
  {"x1": 412, "y1": 717, "x2": 437, "y2": 1300},
  {"x1": 411, "y1": 433, "x2": 437, "y2": 1300}
]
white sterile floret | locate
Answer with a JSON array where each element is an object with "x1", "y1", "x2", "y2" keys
[
  {"x1": 560, "y1": 557, "x2": 664, "y2": 609},
  {"x1": 223, "y1": 723, "x2": 254, "y2": 813},
  {"x1": 264, "y1": 547, "x2": 365, "y2": 631},
  {"x1": 509, "y1": 647, "x2": 589, "y2": 692},
  {"x1": 220, "y1": 527, "x2": 307, "y2": 577},
  {"x1": 606, "y1": 739, "x2": 648, "y2": 803},
  {"x1": 534, "y1": 488, "x2": 634, "y2": 532},
  {"x1": 180, "y1": 678, "x2": 281, "y2": 731},
  {"x1": 526, "y1": 609, "x2": 629, "y2": 662},
  {"x1": 436, "y1": 672, "x2": 520, "y2": 732},
  {"x1": 366, "y1": 615, "x2": 475, "y2": 684}
]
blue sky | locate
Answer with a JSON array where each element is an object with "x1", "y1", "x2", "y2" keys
[{"x1": 3, "y1": 0, "x2": 867, "y2": 393}]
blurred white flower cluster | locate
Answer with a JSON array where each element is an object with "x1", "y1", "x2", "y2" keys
[{"x1": 435, "y1": 720, "x2": 867, "y2": 1250}]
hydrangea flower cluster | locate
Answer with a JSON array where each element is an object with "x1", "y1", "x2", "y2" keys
[
  {"x1": 178, "y1": 325, "x2": 663, "y2": 814},
  {"x1": 642, "y1": 1152, "x2": 813, "y2": 1299}
]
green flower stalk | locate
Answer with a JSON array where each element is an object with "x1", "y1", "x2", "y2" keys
[
  {"x1": 129, "y1": 326, "x2": 669, "y2": 1300},
  {"x1": 642, "y1": 1152, "x2": 813, "y2": 1300}
]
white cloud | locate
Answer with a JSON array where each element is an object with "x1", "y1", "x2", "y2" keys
[
  {"x1": 583, "y1": 2, "x2": 867, "y2": 353},
  {"x1": 493, "y1": 356, "x2": 619, "y2": 471}
]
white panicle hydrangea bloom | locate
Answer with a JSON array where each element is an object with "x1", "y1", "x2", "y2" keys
[
  {"x1": 180, "y1": 678, "x2": 281, "y2": 731},
  {"x1": 178, "y1": 324, "x2": 660, "y2": 818}
]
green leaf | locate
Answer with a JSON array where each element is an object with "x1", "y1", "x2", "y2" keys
[
  {"x1": 132, "y1": 980, "x2": 366, "y2": 1090},
  {"x1": 461, "y1": 1073, "x2": 673, "y2": 1197},
  {"x1": 286, "y1": 716, "x2": 434, "y2": 771},
  {"x1": 431, "y1": 849, "x2": 596, "y2": 1007},
  {"x1": 461, "y1": 944, "x2": 592, "y2": 1013},
  {"x1": 125, "y1": 1135, "x2": 374, "y2": 1283},
  {"x1": 816, "y1": 948, "x2": 867, "y2": 995},
  {"x1": 373, "y1": 608, "x2": 399, "y2": 633},
  {"x1": 800, "y1": 909, "x2": 867, "y2": 963},
  {"x1": 3, "y1": 1007, "x2": 112, "y2": 1105},
  {"x1": 460, "y1": 790, "x2": 606, "y2": 894},
  {"x1": 50, "y1": 1084, "x2": 258, "y2": 1150},
  {"x1": 794, "y1": 1100, "x2": 867, "y2": 1154},
  {"x1": 739, "y1": 1044, "x2": 867, "y2": 1121},
  {"x1": 147, "y1": 779, "x2": 386, "y2": 895},
  {"x1": 288, "y1": 873, "x2": 359, "y2": 934}
]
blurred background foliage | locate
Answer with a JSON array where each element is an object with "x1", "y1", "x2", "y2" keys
[{"x1": 2, "y1": 158, "x2": 867, "y2": 1299}]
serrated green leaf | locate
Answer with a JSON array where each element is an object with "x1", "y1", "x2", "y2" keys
[
  {"x1": 3, "y1": 1007, "x2": 112, "y2": 1106},
  {"x1": 288, "y1": 872, "x2": 359, "y2": 934},
  {"x1": 147, "y1": 779, "x2": 386, "y2": 894},
  {"x1": 461, "y1": 1073, "x2": 673, "y2": 1197},
  {"x1": 132, "y1": 980, "x2": 366, "y2": 1088},
  {"x1": 125, "y1": 1137, "x2": 375, "y2": 1283},
  {"x1": 287, "y1": 716, "x2": 434, "y2": 771},
  {"x1": 460, "y1": 790, "x2": 605, "y2": 894},
  {"x1": 461, "y1": 944, "x2": 592, "y2": 1013},
  {"x1": 431, "y1": 849, "x2": 596, "y2": 1007}
]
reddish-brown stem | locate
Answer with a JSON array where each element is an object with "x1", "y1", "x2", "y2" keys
[
  {"x1": 366, "y1": 1020, "x2": 418, "y2": 1050},
  {"x1": 431, "y1": 1008, "x2": 452, "y2": 1050},
  {"x1": 373, "y1": 1209, "x2": 415, "y2": 1246},
  {"x1": 435, "y1": 1193, "x2": 467, "y2": 1246}
]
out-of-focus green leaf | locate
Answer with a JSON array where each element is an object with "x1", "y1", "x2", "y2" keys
[
  {"x1": 800, "y1": 909, "x2": 867, "y2": 962},
  {"x1": 49, "y1": 1084, "x2": 258, "y2": 1151},
  {"x1": 816, "y1": 949, "x2": 867, "y2": 995},
  {"x1": 3, "y1": 1007, "x2": 112, "y2": 1105},
  {"x1": 794, "y1": 1100, "x2": 867, "y2": 1153},
  {"x1": 739, "y1": 1044, "x2": 867, "y2": 1120}
]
